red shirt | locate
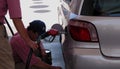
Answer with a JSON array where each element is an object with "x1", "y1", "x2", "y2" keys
[
  {"x1": 10, "y1": 33, "x2": 41, "y2": 66},
  {"x1": 0, "y1": 0, "x2": 21, "y2": 23}
]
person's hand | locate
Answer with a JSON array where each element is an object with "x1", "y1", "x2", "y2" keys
[
  {"x1": 41, "y1": 49, "x2": 47, "y2": 58},
  {"x1": 27, "y1": 40, "x2": 38, "y2": 51},
  {"x1": 47, "y1": 29, "x2": 59, "y2": 36},
  {"x1": 12, "y1": 19, "x2": 38, "y2": 51}
]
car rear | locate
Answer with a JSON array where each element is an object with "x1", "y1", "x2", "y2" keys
[
  {"x1": 63, "y1": 15, "x2": 120, "y2": 69},
  {"x1": 61, "y1": 0, "x2": 120, "y2": 69}
]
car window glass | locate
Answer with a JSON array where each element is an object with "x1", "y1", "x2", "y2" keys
[
  {"x1": 64, "y1": 0, "x2": 72, "y2": 4},
  {"x1": 81, "y1": 0, "x2": 120, "y2": 17},
  {"x1": 81, "y1": 0, "x2": 94, "y2": 16}
]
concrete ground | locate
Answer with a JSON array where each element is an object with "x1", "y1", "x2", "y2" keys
[{"x1": 43, "y1": 36, "x2": 65, "y2": 69}]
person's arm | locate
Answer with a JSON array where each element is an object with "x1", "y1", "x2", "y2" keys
[
  {"x1": 39, "y1": 42, "x2": 46, "y2": 58},
  {"x1": 7, "y1": 0, "x2": 38, "y2": 50},
  {"x1": 12, "y1": 18, "x2": 38, "y2": 50}
]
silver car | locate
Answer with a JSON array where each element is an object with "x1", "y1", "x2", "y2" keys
[{"x1": 57, "y1": 0, "x2": 120, "y2": 69}]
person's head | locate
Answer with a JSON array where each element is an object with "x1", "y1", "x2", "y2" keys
[{"x1": 27, "y1": 20, "x2": 46, "y2": 41}]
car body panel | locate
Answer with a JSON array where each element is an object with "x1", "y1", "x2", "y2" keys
[
  {"x1": 62, "y1": 27, "x2": 120, "y2": 69},
  {"x1": 75, "y1": 16, "x2": 120, "y2": 57},
  {"x1": 57, "y1": 0, "x2": 120, "y2": 69}
]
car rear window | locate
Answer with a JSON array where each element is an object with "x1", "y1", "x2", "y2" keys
[
  {"x1": 81, "y1": 0, "x2": 120, "y2": 17},
  {"x1": 65, "y1": 0, "x2": 72, "y2": 4}
]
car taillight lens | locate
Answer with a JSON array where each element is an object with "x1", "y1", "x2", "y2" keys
[{"x1": 69, "y1": 19, "x2": 98, "y2": 42}]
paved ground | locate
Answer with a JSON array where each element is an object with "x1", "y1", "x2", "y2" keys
[
  {"x1": 43, "y1": 36, "x2": 65, "y2": 69},
  {"x1": 5, "y1": 0, "x2": 65, "y2": 69}
]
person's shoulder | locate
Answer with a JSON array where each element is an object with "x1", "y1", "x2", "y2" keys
[{"x1": 11, "y1": 33, "x2": 22, "y2": 40}]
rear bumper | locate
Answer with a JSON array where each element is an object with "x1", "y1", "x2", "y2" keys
[{"x1": 63, "y1": 48, "x2": 120, "y2": 69}]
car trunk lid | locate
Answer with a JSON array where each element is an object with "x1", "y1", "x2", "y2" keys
[{"x1": 78, "y1": 16, "x2": 120, "y2": 57}]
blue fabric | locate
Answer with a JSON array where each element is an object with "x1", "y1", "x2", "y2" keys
[{"x1": 28, "y1": 20, "x2": 46, "y2": 35}]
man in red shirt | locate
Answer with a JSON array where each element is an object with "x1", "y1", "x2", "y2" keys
[
  {"x1": 0, "y1": 0, "x2": 38, "y2": 69},
  {"x1": 10, "y1": 20, "x2": 61, "y2": 69}
]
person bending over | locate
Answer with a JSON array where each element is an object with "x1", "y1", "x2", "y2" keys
[{"x1": 10, "y1": 20, "x2": 61, "y2": 69}]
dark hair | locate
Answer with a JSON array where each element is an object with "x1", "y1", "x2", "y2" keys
[{"x1": 27, "y1": 20, "x2": 46, "y2": 35}]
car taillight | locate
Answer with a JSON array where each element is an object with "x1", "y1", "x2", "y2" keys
[{"x1": 69, "y1": 19, "x2": 98, "y2": 42}]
